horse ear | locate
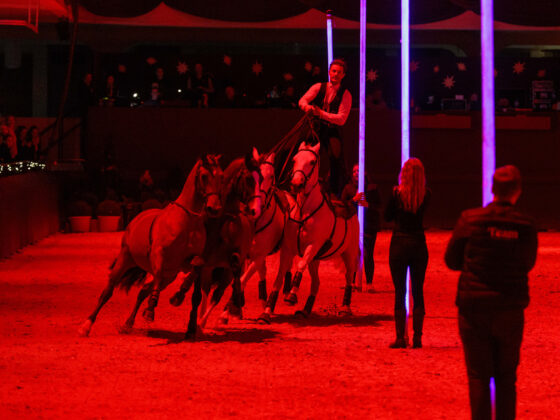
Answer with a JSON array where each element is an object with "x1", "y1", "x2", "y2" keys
[
  {"x1": 312, "y1": 142, "x2": 320, "y2": 153},
  {"x1": 298, "y1": 141, "x2": 306, "y2": 150},
  {"x1": 245, "y1": 151, "x2": 258, "y2": 172},
  {"x1": 252, "y1": 147, "x2": 259, "y2": 163},
  {"x1": 267, "y1": 152, "x2": 275, "y2": 164}
]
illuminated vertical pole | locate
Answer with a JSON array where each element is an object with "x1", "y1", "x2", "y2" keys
[
  {"x1": 481, "y1": 0, "x2": 496, "y2": 412},
  {"x1": 358, "y1": 0, "x2": 367, "y2": 286},
  {"x1": 326, "y1": 10, "x2": 334, "y2": 69},
  {"x1": 401, "y1": 0, "x2": 411, "y2": 316},
  {"x1": 481, "y1": 0, "x2": 495, "y2": 206}
]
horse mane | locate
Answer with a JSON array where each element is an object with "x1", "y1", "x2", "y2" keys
[{"x1": 222, "y1": 158, "x2": 251, "y2": 208}]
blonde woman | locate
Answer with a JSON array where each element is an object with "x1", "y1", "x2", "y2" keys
[{"x1": 384, "y1": 158, "x2": 430, "y2": 348}]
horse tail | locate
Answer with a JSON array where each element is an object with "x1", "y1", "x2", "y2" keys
[{"x1": 117, "y1": 267, "x2": 148, "y2": 293}]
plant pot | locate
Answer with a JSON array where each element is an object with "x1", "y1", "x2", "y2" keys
[
  {"x1": 69, "y1": 216, "x2": 92, "y2": 233},
  {"x1": 98, "y1": 215, "x2": 121, "y2": 232}
]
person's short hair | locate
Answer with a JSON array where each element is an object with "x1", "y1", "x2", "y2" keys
[
  {"x1": 330, "y1": 58, "x2": 347, "y2": 74},
  {"x1": 492, "y1": 165, "x2": 521, "y2": 198}
]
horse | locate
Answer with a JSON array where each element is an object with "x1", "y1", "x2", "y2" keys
[
  {"x1": 258, "y1": 141, "x2": 359, "y2": 324},
  {"x1": 168, "y1": 149, "x2": 264, "y2": 332},
  {"x1": 215, "y1": 152, "x2": 291, "y2": 324},
  {"x1": 78, "y1": 154, "x2": 223, "y2": 339}
]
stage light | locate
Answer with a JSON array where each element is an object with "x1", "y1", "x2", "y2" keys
[
  {"x1": 481, "y1": 0, "x2": 495, "y2": 205},
  {"x1": 326, "y1": 10, "x2": 333, "y2": 69},
  {"x1": 402, "y1": 0, "x2": 411, "y2": 316},
  {"x1": 358, "y1": 0, "x2": 366, "y2": 287},
  {"x1": 132, "y1": 92, "x2": 139, "y2": 98},
  {"x1": 178, "y1": 89, "x2": 182, "y2": 93}
]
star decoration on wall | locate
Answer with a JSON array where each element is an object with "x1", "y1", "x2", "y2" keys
[
  {"x1": 537, "y1": 69, "x2": 546, "y2": 78},
  {"x1": 176, "y1": 61, "x2": 188, "y2": 74},
  {"x1": 146, "y1": 57, "x2": 157, "y2": 66},
  {"x1": 433, "y1": 65, "x2": 440, "y2": 73},
  {"x1": 367, "y1": 69, "x2": 379, "y2": 82},
  {"x1": 252, "y1": 61, "x2": 263, "y2": 76},
  {"x1": 442, "y1": 75, "x2": 455, "y2": 89},
  {"x1": 118, "y1": 64, "x2": 127, "y2": 73},
  {"x1": 283, "y1": 73, "x2": 294, "y2": 82},
  {"x1": 223, "y1": 55, "x2": 232, "y2": 66},
  {"x1": 513, "y1": 61, "x2": 525, "y2": 75},
  {"x1": 457, "y1": 62, "x2": 467, "y2": 71},
  {"x1": 410, "y1": 60, "x2": 419, "y2": 72},
  {"x1": 304, "y1": 61, "x2": 313, "y2": 72}
]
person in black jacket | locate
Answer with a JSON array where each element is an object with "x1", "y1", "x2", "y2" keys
[
  {"x1": 341, "y1": 163, "x2": 381, "y2": 291},
  {"x1": 385, "y1": 158, "x2": 430, "y2": 349},
  {"x1": 445, "y1": 165, "x2": 538, "y2": 420}
]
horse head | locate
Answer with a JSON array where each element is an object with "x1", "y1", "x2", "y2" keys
[
  {"x1": 291, "y1": 142, "x2": 320, "y2": 193},
  {"x1": 222, "y1": 148, "x2": 263, "y2": 219},
  {"x1": 197, "y1": 154, "x2": 223, "y2": 217}
]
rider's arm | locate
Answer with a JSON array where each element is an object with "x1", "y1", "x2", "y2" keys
[{"x1": 299, "y1": 83, "x2": 321, "y2": 113}]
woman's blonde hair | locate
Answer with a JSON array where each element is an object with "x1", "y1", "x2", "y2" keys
[{"x1": 398, "y1": 158, "x2": 426, "y2": 213}]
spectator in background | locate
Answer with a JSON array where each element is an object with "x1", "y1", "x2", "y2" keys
[
  {"x1": 78, "y1": 73, "x2": 96, "y2": 115},
  {"x1": 366, "y1": 88, "x2": 388, "y2": 110},
  {"x1": 100, "y1": 75, "x2": 117, "y2": 107},
  {"x1": 216, "y1": 85, "x2": 241, "y2": 108},
  {"x1": 188, "y1": 63, "x2": 214, "y2": 108},
  {"x1": 15, "y1": 125, "x2": 28, "y2": 159},
  {"x1": 1, "y1": 117, "x2": 17, "y2": 160},
  {"x1": 143, "y1": 82, "x2": 162, "y2": 107},
  {"x1": 281, "y1": 85, "x2": 298, "y2": 109},
  {"x1": 18, "y1": 125, "x2": 40, "y2": 161},
  {"x1": 153, "y1": 67, "x2": 170, "y2": 101},
  {"x1": 445, "y1": 165, "x2": 538, "y2": 420},
  {"x1": 0, "y1": 123, "x2": 15, "y2": 162}
]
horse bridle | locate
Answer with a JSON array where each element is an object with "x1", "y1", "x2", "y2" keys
[
  {"x1": 257, "y1": 161, "x2": 276, "y2": 212},
  {"x1": 196, "y1": 163, "x2": 222, "y2": 209},
  {"x1": 291, "y1": 148, "x2": 320, "y2": 193}
]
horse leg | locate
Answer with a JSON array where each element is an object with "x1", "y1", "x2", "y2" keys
[
  {"x1": 258, "y1": 248, "x2": 294, "y2": 324},
  {"x1": 200, "y1": 269, "x2": 230, "y2": 329},
  {"x1": 185, "y1": 267, "x2": 203, "y2": 340},
  {"x1": 120, "y1": 280, "x2": 154, "y2": 333},
  {"x1": 295, "y1": 260, "x2": 320, "y2": 318},
  {"x1": 169, "y1": 271, "x2": 195, "y2": 306},
  {"x1": 285, "y1": 243, "x2": 322, "y2": 306},
  {"x1": 142, "y1": 278, "x2": 162, "y2": 323},
  {"x1": 78, "y1": 250, "x2": 135, "y2": 337}
]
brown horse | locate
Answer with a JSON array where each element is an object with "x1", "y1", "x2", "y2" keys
[
  {"x1": 169, "y1": 149, "x2": 264, "y2": 331},
  {"x1": 78, "y1": 155, "x2": 223, "y2": 338}
]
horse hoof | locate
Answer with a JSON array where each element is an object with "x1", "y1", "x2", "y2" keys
[
  {"x1": 142, "y1": 308, "x2": 155, "y2": 323},
  {"x1": 169, "y1": 292, "x2": 185, "y2": 307},
  {"x1": 118, "y1": 324, "x2": 133, "y2": 334},
  {"x1": 284, "y1": 293, "x2": 298, "y2": 306},
  {"x1": 228, "y1": 306, "x2": 243, "y2": 319},
  {"x1": 218, "y1": 314, "x2": 229, "y2": 325},
  {"x1": 338, "y1": 306, "x2": 352, "y2": 316},
  {"x1": 257, "y1": 312, "x2": 271, "y2": 325},
  {"x1": 184, "y1": 331, "x2": 197, "y2": 341},
  {"x1": 294, "y1": 310, "x2": 309, "y2": 318},
  {"x1": 78, "y1": 319, "x2": 92, "y2": 337}
]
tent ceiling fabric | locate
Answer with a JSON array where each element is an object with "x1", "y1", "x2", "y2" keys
[{"x1": 78, "y1": 0, "x2": 560, "y2": 26}]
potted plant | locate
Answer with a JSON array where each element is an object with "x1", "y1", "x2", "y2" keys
[
  {"x1": 96, "y1": 200, "x2": 122, "y2": 232},
  {"x1": 67, "y1": 200, "x2": 93, "y2": 233}
]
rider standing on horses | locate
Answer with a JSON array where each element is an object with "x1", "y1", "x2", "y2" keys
[{"x1": 299, "y1": 58, "x2": 352, "y2": 197}]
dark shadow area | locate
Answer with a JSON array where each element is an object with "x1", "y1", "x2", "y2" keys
[
  {"x1": 144, "y1": 327, "x2": 280, "y2": 344},
  {"x1": 247, "y1": 312, "x2": 393, "y2": 328}
]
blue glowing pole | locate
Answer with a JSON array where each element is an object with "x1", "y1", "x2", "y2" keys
[
  {"x1": 326, "y1": 11, "x2": 333, "y2": 69},
  {"x1": 401, "y1": 0, "x2": 411, "y2": 315},
  {"x1": 401, "y1": 0, "x2": 410, "y2": 166},
  {"x1": 481, "y1": 0, "x2": 495, "y2": 206},
  {"x1": 358, "y1": 0, "x2": 366, "y2": 283}
]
